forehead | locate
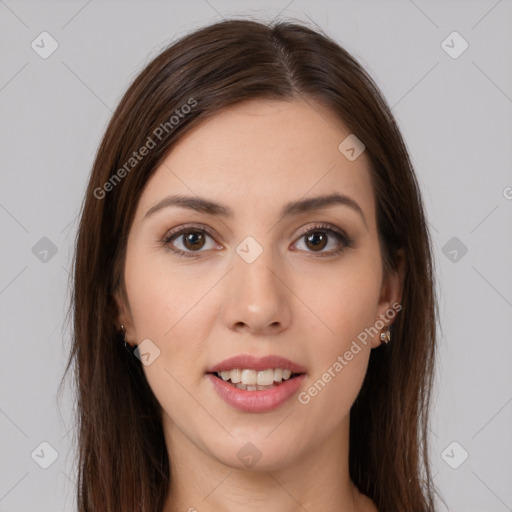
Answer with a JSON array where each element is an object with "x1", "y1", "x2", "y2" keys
[{"x1": 134, "y1": 98, "x2": 376, "y2": 226}]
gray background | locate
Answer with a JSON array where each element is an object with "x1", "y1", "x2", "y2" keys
[{"x1": 1, "y1": 0, "x2": 511, "y2": 511}]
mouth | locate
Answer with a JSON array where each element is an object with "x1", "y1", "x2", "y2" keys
[
  {"x1": 206, "y1": 355, "x2": 307, "y2": 412},
  {"x1": 208, "y1": 368, "x2": 304, "y2": 391}
]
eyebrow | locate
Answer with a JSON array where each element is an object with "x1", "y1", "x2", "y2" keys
[{"x1": 144, "y1": 192, "x2": 368, "y2": 229}]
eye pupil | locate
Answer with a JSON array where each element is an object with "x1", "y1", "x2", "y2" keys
[
  {"x1": 183, "y1": 231, "x2": 205, "y2": 250},
  {"x1": 305, "y1": 232, "x2": 327, "y2": 251}
]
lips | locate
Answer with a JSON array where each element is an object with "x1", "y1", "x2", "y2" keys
[
  {"x1": 205, "y1": 354, "x2": 307, "y2": 412},
  {"x1": 206, "y1": 354, "x2": 307, "y2": 374}
]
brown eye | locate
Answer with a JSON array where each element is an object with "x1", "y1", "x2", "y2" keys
[
  {"x1": 304, "y1": 231, "x2": 328, "y2": 252},
  {"x1": 292, "y1": 223, "x2": 353, "y2": 257},
  {"x1": 162, "y1": 226, "x2": 218, "y2": 258},
  {"x1": 181, "y1": 231, "x2": 206, "y2": 251}
]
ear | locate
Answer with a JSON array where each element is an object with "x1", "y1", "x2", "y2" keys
[
  {"x1": 371, "y1": 248, "x2": 405, "y2": 348},
  {"x1": 113, "y1": 288, "x2": 135, "y2": 346}
]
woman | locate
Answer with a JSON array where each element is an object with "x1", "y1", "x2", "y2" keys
[{"x1": 62, "y1": 17, "x2": 440, "y2": 511}]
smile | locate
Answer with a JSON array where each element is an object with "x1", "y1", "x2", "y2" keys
[
  {"x1": 206, "y1": 354, "x2": 307, "y2": 412},
  {"x1": 214, "y1": 368, "x2": 299, "y2": 391}
]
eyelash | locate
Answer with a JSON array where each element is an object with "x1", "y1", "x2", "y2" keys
[{"x1": 161, "y1": 222, "x2": 354, "y2": 259}]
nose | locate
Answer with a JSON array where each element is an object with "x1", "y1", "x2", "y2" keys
[{"x1": 221, "y1": 247, "x2": 292, "y2": 336}]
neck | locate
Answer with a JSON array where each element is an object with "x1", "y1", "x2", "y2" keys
[{"x1": 161, "y1": 413, "x2": 376, "y2": 512}]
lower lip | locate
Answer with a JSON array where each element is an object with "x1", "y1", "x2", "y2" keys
[{"x1": 206, "y1": 373, "x2": 306, "y2": 413}]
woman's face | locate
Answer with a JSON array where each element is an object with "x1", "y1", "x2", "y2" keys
[{"x1": 115, "y1": 98, "x2": 403, "y2": 471}]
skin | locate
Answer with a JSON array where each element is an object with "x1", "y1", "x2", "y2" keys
[{"x1": 115, "y1": 98, "x2": 404, "y2": 512}]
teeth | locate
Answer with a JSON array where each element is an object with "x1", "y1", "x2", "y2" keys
[
  {"x1": 230, "y1": 369, "x2": 242, "y2": 383},
  {"x1": 216, "y1": 368, "x2": 297, "y2": 388},
  {"x1": 241, "y1": 369, "x2": 257, "y2": 385},
  {"x1": 256, "y1": 369, "x2": 275, "y2": 386}
]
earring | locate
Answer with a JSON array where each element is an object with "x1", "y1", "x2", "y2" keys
[
  {"x1": 380, "y1": 326, "x2": 391, "y2": 344},
  {"x1": 120, "y1": 324, "x2": 131, "y2": 351}
]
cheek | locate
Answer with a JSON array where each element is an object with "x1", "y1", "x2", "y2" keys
[
  {"x1": 124, "y1": 253, "x2": 219, "y2": 434},
  {"x1": 293, "y1": 252, "x2": 382, "y2": 354},
  {"x1": 123, "y1": 249, "x2": 235, "y2": 414},
  {"x1": 292, "y1": 254, "x2": 381, "y2": 416},
  {"x1": 294, "y1": 284, "x2": 378, "y2": 432},
  {"x1": 125, "y1": 247, "x2": 216, "y2": 343},
  {"x1": 297, "y1": 344, "x2": 369, "y2": 438}
]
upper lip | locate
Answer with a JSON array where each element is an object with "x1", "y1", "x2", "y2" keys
[{"x1": 207, "y1": 354, "x2": 307, "y2": 374}]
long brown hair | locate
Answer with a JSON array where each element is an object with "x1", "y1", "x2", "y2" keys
[{"x1": 60, "y1": 17, "x2": 440, "y2": 511}]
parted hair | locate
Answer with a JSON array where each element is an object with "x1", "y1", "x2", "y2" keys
[{"x1": 61, "y1": 17, "x2": 440, "y2": 512}]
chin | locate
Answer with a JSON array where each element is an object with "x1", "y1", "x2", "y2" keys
[{"x1": 206, "y1": 433, "x2": 302, "y2": 472}]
